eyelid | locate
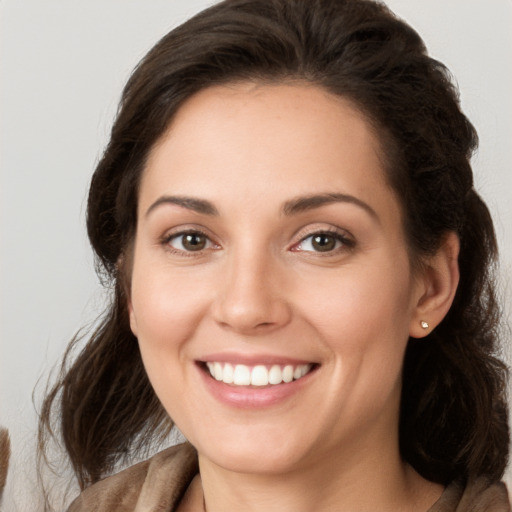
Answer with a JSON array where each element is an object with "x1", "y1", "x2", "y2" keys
[{"x1": 160, "y1": 223, "x2": 216, "y2": 242}]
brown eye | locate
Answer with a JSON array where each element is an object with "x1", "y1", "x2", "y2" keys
[
  {"x1": 182, "y1": 233, "x2": 207, "y2": 251},
  {"x1": 311, "y1": 234, "x2": 337, "y2": 252},
  {"x1": 168, "y1": 232, "x2": 210, "y2": 252},
  {"x1": 294, "y1": 231, "x2": 353, "y2": 254}
]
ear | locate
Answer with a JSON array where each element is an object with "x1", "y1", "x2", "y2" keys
[{"x1": 409, "y1": 231, "x2": 460, "y2": 339}]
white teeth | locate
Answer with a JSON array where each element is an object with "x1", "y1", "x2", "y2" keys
[
  {"x1": 233, "y1": 365, "x2": 251, "y2": 385},
  {"x1": 251, "y1": 365, "x2": 269, "y2": 386},
  {"x1": 214, "y1": 362, "x2": 223, "y2": 381},
  {"x1": 223, "y1": 363, "x2": 234, "y2": 383},
  {"x1": 268, "y1": 365, "x2": 282, "y2": 385},
  {"x1": 282, "y1": 365, "x2": 294, "y2": 383},
  {"x1": 205, "y1": 362, "x2": 313, "y2": 386}
]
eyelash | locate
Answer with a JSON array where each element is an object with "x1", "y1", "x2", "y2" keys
[{"x1": 161, "y1": 227, "x2": 355, "y2": 256}]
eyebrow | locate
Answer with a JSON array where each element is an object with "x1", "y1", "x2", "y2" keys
[
  {"x1": 282, "y1": 193, "x2": 379, "y2": 221},
  {"x1": 145, "y1": 192, "x2": 378, "y2": 221},
  {"x1": 145, "y1": 195, "x2": 219, "y2": 217}
]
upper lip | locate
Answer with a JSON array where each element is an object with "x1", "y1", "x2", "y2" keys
[{"x1": 197, "y1": 352, "x2": 317, "y2": 366}]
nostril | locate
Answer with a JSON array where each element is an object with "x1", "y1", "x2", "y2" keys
[{"x1": 255, "y1": 322, "x2": 274, "y2": 329}]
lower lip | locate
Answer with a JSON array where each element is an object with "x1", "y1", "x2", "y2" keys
[{"x1": 197, "y1": 364, "x2": 316, "y2": 409}]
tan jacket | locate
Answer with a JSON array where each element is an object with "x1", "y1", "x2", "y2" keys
[{"x1": 68, "y1": 443, "x2": 511, "y2": 511}]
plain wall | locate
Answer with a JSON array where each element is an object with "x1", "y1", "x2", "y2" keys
[{"x1": 1, "y1": 1, "x2": 511, "y2": 510}]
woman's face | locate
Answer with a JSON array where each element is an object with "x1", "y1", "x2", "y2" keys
[{"x1": 129, "y1": 83, "x2": 426, "y2": 474}]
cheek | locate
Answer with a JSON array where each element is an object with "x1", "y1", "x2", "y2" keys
[
  {"x1": 129, "y1": 268, "x2": 213, "y2": 422},
  {"x1": 129, "y1": 263, "x2": 212, "y2": 384},
  {"x1": 131, "y1": 260, "x2": 210, "y2": 335},
  {"x1": 299, "y1": 258, "x2": 413, "y2": 375},
  {"x1": 304, "y1": 259, "x2": 411, "y2": 326}
]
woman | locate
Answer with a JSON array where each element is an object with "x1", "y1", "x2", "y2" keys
[{"x1": 39, "y1": 0, "x2": 510, "y2": 510}]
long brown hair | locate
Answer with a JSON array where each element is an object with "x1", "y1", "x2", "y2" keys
[{"x1": 39, "y1": 0, "x2": 509, "y2": 492}]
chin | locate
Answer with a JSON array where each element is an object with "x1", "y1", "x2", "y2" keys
[
  {"x1": 207, "y1": 447, "x2": 303, "y2": 475},
  {"x1": 192, "y1": 426, "x2": 309, "y2": 475}
]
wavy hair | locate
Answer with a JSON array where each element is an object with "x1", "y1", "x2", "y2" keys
[{"x1": 39, "y1": 0, "x2": 509, "y2": 492}]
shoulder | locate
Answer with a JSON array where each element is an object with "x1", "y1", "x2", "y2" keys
[
  {"x1": 67, "y1": 442, "x2": 198, "y2": 512},
  {"x1": 429, "y1": 477, "x2": 511, "y2": 512}
]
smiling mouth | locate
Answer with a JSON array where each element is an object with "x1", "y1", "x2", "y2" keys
[{"x1": 202, "y1": 362, "x2": 316, "y2": 387}]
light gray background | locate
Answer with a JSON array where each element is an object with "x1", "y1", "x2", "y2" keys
[{"x1": 1, "y1": 1, "x2": 511, "y2": 510}]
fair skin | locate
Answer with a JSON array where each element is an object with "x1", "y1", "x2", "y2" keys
[{"x1": 128, "y1": 82, "x2": 459, "y2": 511}]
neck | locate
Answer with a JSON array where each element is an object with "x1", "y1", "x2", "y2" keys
[{"x1": 197, "y1": 434, "x2": 442, "y2": 512}]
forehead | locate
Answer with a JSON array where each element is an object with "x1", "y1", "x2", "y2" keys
[{"x1": 140, "y1": 82, "x2": 396, "y2": 221}]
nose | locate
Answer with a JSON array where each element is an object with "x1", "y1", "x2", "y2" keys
[{"x1": 211, "y1": 250, "x2": 292, "y2": 335}]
